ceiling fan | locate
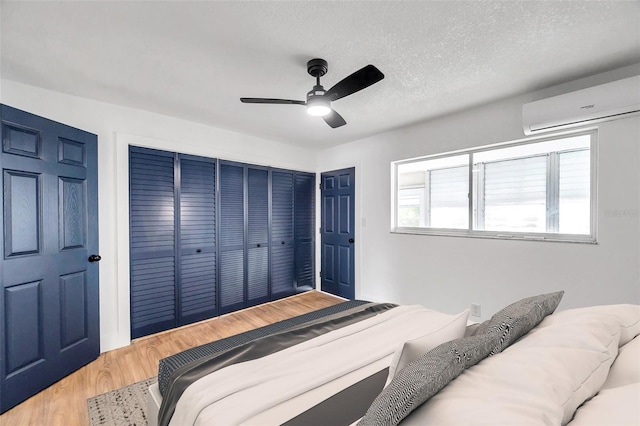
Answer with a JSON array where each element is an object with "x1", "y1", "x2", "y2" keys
[{"x1": 240, "y1": 58, "x2": 384, "y2": 128}]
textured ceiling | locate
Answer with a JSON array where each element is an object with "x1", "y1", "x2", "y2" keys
[{"x1": 1, "y1": 1, "x2": 639, "y2": 149}]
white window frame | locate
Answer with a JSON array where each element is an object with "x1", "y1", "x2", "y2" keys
[{"x1": 391, "y1": 129, "x2": 598, "y2": 243}]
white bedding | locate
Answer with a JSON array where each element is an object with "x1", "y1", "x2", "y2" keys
[
  {"x1": 153, "y1": 303, "x2": 640, "y2": 426},
  {"x1": 569, "y1": 335, "x2": 640, "y2": 425},
  {"x1": 401, "y1": 304, "x2": 640, "y2": 425},
  {"x1": 168, "y1": 305, "x2": 469, "y2": 426}
]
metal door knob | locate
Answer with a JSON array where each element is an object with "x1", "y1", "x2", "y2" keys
[
  {"x1": 348, "y1": 238, "x2": 354, "y2": 244},
  {"x1": 88, "y1": 254, "x2": 102, "y2": 262}
]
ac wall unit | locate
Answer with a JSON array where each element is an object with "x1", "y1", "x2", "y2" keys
[{"x1": 523, "y1": 75, "x2": 640, "y2": 135}]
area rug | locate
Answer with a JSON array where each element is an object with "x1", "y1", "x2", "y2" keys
[{"x1": 87, "y1": 376, "x2": 157, "y2": 426}]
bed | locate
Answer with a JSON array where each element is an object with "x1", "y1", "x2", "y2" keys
[{"x1": 148, "y1": 291, "x2": 640, "y2": 425}]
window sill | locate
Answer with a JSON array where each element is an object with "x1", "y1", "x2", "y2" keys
[{"x1": 391, "y1": 227, "x2": 597, "y2": 244}]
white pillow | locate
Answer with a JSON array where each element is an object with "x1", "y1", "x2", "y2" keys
[
  {"x1": 401, "y1": 304, "x2": 639, "y2": 426},
  {"x1": 602, "y1": 335, "x2": 640, "y2": 390},
  {"x1": 385, "y1": 308, "x2": 470, "y2": 386},
  {"x1": 569, "y1": 383, "x2": 640, "y2": 425}
]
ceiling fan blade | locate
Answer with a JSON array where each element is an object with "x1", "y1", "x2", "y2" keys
[
  {"x1": 326, "y1": 65, "x2": 384, "y2": 101},
  {"x1": 323, "y1": 109, "x2": 347, "y2": 128},
  {"x1": 240, "y1": 98, "x2": 305, "y2": 105}
]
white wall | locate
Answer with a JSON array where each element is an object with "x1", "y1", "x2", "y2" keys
[
  {"x1": 317, "y1": 64, "x2": 640, "y2": 318},
  {"x1": 1, "y1": 80, "x2": 318, "y2": 351}
]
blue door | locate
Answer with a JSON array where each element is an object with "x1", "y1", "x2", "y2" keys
[
  {"x1": 247, "y1": 166, "x2": 270, "y2": 306},
  {"x1": 129, "y1": 148, "x2": 218, "y2": 338},
  {"x1": 218, "y1": 161, "x2": 246, "y2": 314},
  {"x1": 321, "y1": 168, "x2": 355, "y2": 299},
  {"x1": 271, "y1": 169, "x2": 295, "y2": 299},
  {"x1": 294, "y1": 172, "x2": 316, "y2": 291},
  {"x1": 129, "y1": 147, "x2": 177, "y2": 338},
  {"x1": 178, "y1": 155, "x2": 218, "y2": 324},
  {"x1": 0, "y1": 105, "x2": 100, "y2": 413}
]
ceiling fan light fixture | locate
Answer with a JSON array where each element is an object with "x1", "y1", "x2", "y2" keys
[{"x1": 306, "y1": 96, "x2": 331, "y2": 117}]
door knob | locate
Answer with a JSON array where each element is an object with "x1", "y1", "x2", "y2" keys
[
  {"x1": 88, "y1": 254, "x2": 102, "y2": 262},
  {"x1": 348, "y1": 238, "x2": 354, "y2": 244}
]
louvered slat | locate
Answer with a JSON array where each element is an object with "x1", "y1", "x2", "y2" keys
[
  {"x1": 220, "y1": 250, "x2": 244, "y2": 307},
  {"x1": 220, "y1": 164, "x2": 245, "y2": 247},
  {"x1": 272, "y1": 171, "x2": 294, "y2": 241}
]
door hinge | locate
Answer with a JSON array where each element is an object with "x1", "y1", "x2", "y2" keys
[
  {"x1": 319, "y1": 183, "x2": 323, "y2": 190},
  {"x1": 319, "y1": 270, "x2": 322, "y2": 278},
  {"x1": 319, "y1": 227, "x2": 322, "y2": 234}
]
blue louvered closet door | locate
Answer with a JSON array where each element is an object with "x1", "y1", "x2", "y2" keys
[
  {"x1": 130, "y1": 148, "x2": 177, "y2": 338},
  {"x1": 219, "y1": 161, "x2": 246, "y2": 314},
  {"x1": 247, "y1": 166, "x2": 270, "y2": 306},
  {"x1": 271, "y1": 169, "x2": 296, "y2": 299},
  {"x1": 178, "y1": 155, "x2": 217, "y2": 324},
  {"x1": 294, "y1": 172, "x2": 316, "y2": 290},
  {"x1": 129, "y1": 148, "x2": 217, "y2": 338},
  {"x1": 130, "y1": 147, "x2": 315, "y2": 336}
]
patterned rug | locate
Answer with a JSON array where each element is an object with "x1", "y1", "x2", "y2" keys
[{"x1": 87, "y1": 377, "x2": 157, "y2": 426}]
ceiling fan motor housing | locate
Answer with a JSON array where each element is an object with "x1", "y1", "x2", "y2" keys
[{"x1": 307, "y1": 85, "x2": 327, "y2": 102}]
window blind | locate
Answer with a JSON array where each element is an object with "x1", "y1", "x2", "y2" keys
[
  {"x1": 430, "y1": 165, "x2": 468, "y2": 229},
  {"x1": 483, "y1": 155, "x2": 547, "y2": 232}
]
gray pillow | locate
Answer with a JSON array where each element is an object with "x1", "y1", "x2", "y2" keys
[
  {"x1": 476, "y1": 290, "x2": 564, "y2": 354},
  {"x1": 358, "y1": 333, "x2": 499, "y2": 426}
]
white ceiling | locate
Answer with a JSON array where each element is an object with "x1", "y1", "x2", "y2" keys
[{"x1": 2, "y1": 1, "x2": 639, "y2": 149}]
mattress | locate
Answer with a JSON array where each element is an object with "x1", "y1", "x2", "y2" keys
[{"x1": 157, "y1": 299, "x2": 371, "y2": 396}]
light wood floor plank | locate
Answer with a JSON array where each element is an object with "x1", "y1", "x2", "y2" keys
[{"x1": 0, "y1": 291, "x2": 342, "y2": 426}]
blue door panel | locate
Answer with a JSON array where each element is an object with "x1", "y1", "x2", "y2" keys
[
  {"x1": 59, "y1": 177, "x2": 86, "y2": 250},
  {"x1": 3, "y1": 170, "x2": 40, "y2": 255},
  {"x1": 59, "y1": 271, "x2": 89, "y2": 349},
  {"x1": 1, "y1": 104, "x2": 99, "y2": 413},
  {"x1": 321, "y1": 168, "x2": 355, "y2": 300},
  {"x1": 4, "y1": 281, "x2": 43, "y2": 374}
]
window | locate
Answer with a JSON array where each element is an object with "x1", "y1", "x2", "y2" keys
[{"x1": 393, "y1": 132, "x2": 595, "y2": 242}]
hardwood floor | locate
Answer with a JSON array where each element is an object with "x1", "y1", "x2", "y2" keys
[{"x1": 0, "y1": 291, "x2": 342, "y2": 426}]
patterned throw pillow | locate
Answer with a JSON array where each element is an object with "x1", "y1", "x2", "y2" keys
[
  {"x1": 476, "y1": 290, "x2": 564, "y2": 355},
  {"x1": 385, "y1": 309, "x2": 470, "y2": 386},
  {"x1": 358, "y1": 333, "x2": 499, "y2": 426}
]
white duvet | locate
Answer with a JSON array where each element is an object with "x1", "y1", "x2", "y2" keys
[
  {"x1": 169, "y1": 305, "x2": 470, "y2": 426},
  {"x1": 402, "y1": 304, "x2": 640, "y2": 425}
]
